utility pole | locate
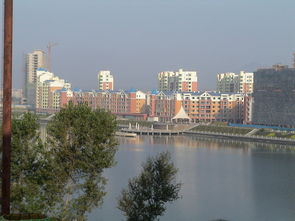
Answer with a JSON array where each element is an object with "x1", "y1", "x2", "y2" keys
[
  {"x1": 2, "y1": 0, "x2": 13, "y2": 215},
  {"x1": 47, "y1": 42, "x2": 58, "y2": 72}
]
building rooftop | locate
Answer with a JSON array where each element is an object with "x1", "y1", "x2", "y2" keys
[{"x1": 125, "y1": 88, "x2": 137, "y2": 93}]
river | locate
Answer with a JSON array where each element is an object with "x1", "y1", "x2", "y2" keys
[{"x1": 87, "y1": 135, "x2": 295, "y2": 221}]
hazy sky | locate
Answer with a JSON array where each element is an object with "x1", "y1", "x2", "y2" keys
[{"x1": 1, "y1": 0, "x2": 295, "y2": 90}]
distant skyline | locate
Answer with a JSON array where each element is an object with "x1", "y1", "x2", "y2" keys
[{"x1": 0, "y1": 0, "x2": 295, "y2": 90}]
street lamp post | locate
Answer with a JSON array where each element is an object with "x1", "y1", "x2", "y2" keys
[{"x1": 2, "y1": 0, "x2": 13, "y2": 215}]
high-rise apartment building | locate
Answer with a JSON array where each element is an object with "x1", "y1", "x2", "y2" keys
[
  {"x1": 217, "y1": 71, "x2": 253, "y2": 94},
  {"x1": 98, "y1": 70, "x2": 114, "y2": 90},
  {"x1": 238, "y1": 71, "x2": 254, "y2": 94},
  {"x1": 216, "y1": 72, "x2": 239, "y2": 93},
  {"x1": 25, "y1": 50, "x2": 46, "y2": 108},
  {"x1": 158, "y1": 69, "x2": 198, "y2": 92},
  {"x1": 252, "y1": 64, "x2": 295, "y2": 128}
]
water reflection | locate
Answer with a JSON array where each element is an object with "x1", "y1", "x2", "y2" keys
[
  {"x1": 40, "y1": 122, "x2": 295, "y2": 220},
  {"x1": 118, "y1": 135, "x2": 295, "y2": 153},
  {"x1": 250, "y1": 149, "x2": 295, "y2": 221},
  {"x1": 87, "y1": 135, "x2": 295, "y2": 221}
]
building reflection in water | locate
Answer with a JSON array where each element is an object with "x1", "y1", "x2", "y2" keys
[
  {"x1": 117, "y1": 135, "x2": 295, "y2": 154},
  {"x1": 89, "y1": 134, "x2": 295, "y2": 221}
]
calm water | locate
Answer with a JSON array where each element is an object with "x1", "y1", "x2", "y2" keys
[{"x1": 87, "y1": 135, "x2": 295, "y2": 221}]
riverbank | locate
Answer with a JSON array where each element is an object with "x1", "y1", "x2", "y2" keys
[
  {"x1": 119, "y1": 122, "x2": 295, "y2": 146},
  {"x1": 184, "y1": 130, "x2": 295, "y2": 146}
]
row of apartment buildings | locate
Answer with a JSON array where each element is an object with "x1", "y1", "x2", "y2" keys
[
  {"x1": 25, "y1": 49, "x2": 295, "y2": 128},
  {"x1": 25, "y1": 50, "x2": 254, "y2": 125},
  {"x1": 25, "y1": 50, "x2": 116, "y2": 107},
  {"x1": 35, "y1": 64, "x2": 295, "y2": 128},
  {"x1": 98, "y1": 69, "x2": 254, "y2": 94},
  {"x1": 158, "y1": 69, "x2": 254, "y2": 94},
  {"x1": 97, "y1": 69, "x2": 254, "y2": 94},
  {"x1": 35, "y1": 69, "x2": 252, "y2": 124},
  {"x1": 25, "y1": 50, "x2": 254, "y2": 107}
]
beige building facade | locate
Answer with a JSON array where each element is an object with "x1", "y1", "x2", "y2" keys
[
  {"x1": 158, "y1": 69, "x2": 198, "y2": 92},
  {"x1": 98, "y1": 70, "x2": 114, "y2": 90}
]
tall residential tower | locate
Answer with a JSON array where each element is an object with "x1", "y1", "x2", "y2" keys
[
  {"x1": 216, "y1": 71, "x2": 253, "y2": 94},
  {"x1": 25, "y1": 50, "x2": 46, "y2": 108},
  {"x1": 216, "y1": 72, "x2": 239, "y2": 93}
]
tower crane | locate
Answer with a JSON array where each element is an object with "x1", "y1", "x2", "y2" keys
[{"x1": 47, "y1": 42, "x2": 58, "y2": 72}]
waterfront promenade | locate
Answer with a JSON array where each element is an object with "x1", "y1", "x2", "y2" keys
[
  {"x1": 120, "y1": 122, "x2": 197, "y2": 136},
  {"x1": 119, "y1": 123, "x2": 295, "y2": 146},
  {"x1": 39, "y1": 117, "x2": 295, "y2": 146}
]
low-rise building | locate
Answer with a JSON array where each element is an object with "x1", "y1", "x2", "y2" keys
[
  {"x1": 38, "y1": 86, "x2": 251, "y2": 124},
  {"x1": 58, "y1": 89, "x2": 147, "y2": 115},
  {"x1": 148, "y1": 91, "x2": 251, "y2": 123}
]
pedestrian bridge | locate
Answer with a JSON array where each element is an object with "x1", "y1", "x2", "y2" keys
[{"x1": 120, "y1": 123, "x2": 198, "y2": 136}]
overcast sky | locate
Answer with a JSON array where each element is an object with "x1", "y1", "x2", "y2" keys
[{"x1": 1, "y1": 0, "x2": 295, "y2": 90}]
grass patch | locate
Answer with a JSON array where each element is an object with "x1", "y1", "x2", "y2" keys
[
  {"x1": 255, "y1": 128, "x2": 295, "y2": 139},
  {"x1": 191, "y1": 125, "x2": 252, "y2": 135}
]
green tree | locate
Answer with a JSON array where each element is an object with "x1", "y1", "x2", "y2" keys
[
  {"x1": 118, "y1": 152, "x2": 181, "y2": 221},
  {"x1": 1, "y1": 103, "x2": 118, "y2": 220},
  {"x1": 1, "y1": 113, "x2": 59, "y2": 214},
  {"x1": 46, "y1": 103, "x2": 118, "y2": 220},
  {"x1": 140, "y1": 104, "x2": 151, "y2": 115}
]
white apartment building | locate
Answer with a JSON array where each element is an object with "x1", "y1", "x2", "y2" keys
[
  {"x1": 98, "y1": 70, "x2": 114, "y2": 90},
  {"x1": 238, "y1": 71, "x2": 254, "y2": 94},
  {"x1": 26, "y1": 50, "x2": 46, "y2": 84},
  {"x1": 158, "y1": 69, "x2": 198, "y2": 92},
  {"x1": 36, "y1": 69, "x2": 71, "y2": 112},
  {"x1": 217, "y1": 71, "x2": 254, "y2": 94}
]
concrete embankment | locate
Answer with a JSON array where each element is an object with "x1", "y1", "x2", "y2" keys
[
  {"x1": 115, "y1": 131, "x2": 137, "y2": 137},
  {"x1": 118, "y1": 122, "x2": 295, "y2": 146},
  {"x1": 121, "y1": 128, "x2": 183, "y2": 136},
  {"x1": 185, "y1": 131, "x2": 295, "y2": 146}
]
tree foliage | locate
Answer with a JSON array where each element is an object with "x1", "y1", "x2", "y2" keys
[
  {"x1": 7, "y1": 113, "x2": 59, "y2": 214},
  {"x1": 118, "y1": 152, "x2": 181, "y2": 221},
  {"x1": 46, "y1": 102, "x2": 118, "y2": 219},
  {"x1": 140, "y1": 104, "x2": 151, "y2": 115},
  {"x1": 1, "y1": 103, "x2": 118, "y2": 220}
]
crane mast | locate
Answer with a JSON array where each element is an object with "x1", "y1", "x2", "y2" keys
[{"x1": 47, "y1": 42, "x2": 58, "y2": 72}]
